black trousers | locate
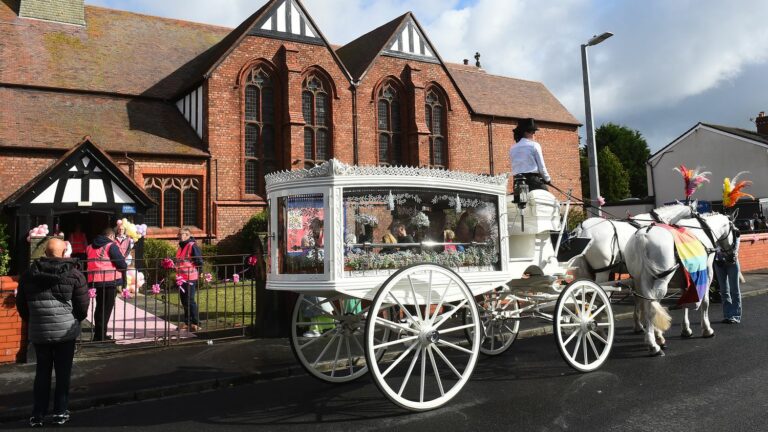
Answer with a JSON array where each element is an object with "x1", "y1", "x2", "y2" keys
[
  {"x1": 92, "y1": 282, "x2": 119, "y2": 341},
  {"x1": 32, "y1": 339, "x2": 76, "y2": 418},
  {"x1": 518, "y1": 173, "x2": 548, "y2": 191}
]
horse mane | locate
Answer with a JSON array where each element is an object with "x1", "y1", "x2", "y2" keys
[{"x1": 653, "y1": 203, "x2": 694, "y2": 225}]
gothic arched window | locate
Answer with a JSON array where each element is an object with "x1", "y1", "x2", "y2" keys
[
  {"x1": 244, "y1": 67, "x2": 277, "y2": 195},
  {"x1": 425, "y1": 88, "x2": 447, "y2": 168},
  {"x1": 377, "y1": 83, "x2": 404, "y2": 166},
  {"x1": 302, "y1": 75, "x2": 332, "y2": 168}
]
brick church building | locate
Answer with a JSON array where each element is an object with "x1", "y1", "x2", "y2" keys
[{"x1": 0, "y1": 0, "x2": 580, "y2": 264}]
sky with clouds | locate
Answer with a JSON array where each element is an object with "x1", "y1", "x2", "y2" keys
[{"x1": 88, "y1": 0, "x2": 768, "y2": 152}]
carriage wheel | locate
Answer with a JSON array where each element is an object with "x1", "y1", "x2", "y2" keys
[
  {"x1": 365, "y1": 264, "x2": 481, "y2": 411},
  {"x1": 553, "y1": 279, "x2": 615, "y2": 372},
  {"x1": 464, "y1": 287, "x2": 520, "y2": 356},
  {"x1": 290, "y1": 294, "x2": 388, "y2": 383}
]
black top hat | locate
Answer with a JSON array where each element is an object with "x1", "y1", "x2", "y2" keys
[{"x1": 514, "y1": 118, "x2": 539, "y2": 134}]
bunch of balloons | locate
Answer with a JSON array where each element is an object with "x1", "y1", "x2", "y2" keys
[
  {"x1": 26, "y1": 224, "x2": 63, "y2": 242},
  {"x1": 119, "y1": 219, "x2": 139, "y2": 241},
  {"x1": 124, "y1": 269, "x2": 146, "y2": 294}
]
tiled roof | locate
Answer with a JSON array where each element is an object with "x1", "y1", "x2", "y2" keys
[
  {"x1": 335, "y1": 13, "x2": 409, "y2": 81},
  {"x1": 446, "y1": 65, "x2": 580, "y2": 126},
  {"x1": 702, "y1": 123, "x2": 768, "y2": 146},
  {"x1": 0, "y1": 3, "x2": 231, "y2": 99},
  {"x1": 0, "y1": 87, "x2": 207, "y2": 156}
]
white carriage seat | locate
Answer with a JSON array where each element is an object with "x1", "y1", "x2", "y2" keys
[{"x1": 507, "y1": 189, "x2": 561, "y2": 234}]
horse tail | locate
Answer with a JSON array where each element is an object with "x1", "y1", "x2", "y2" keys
[{"x1": 651, "y1": 301, "x2": 672, "y2": 331}]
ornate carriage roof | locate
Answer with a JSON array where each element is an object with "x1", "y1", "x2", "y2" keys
[{"x1": 265, "y1": 159, "x2": 509, "y2": 188}]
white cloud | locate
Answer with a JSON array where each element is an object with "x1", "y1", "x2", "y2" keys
[{"x1": 86, "y1": 0, "x2": 768, "y2": 150}]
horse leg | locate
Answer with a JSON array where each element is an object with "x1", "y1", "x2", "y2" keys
[
  {"x1": 641, "y1": 300, "x2": 663, "y2": 356},
  {"x1": 633, "y1": 299, "x2": 645, "y2": 334},
  {"x1": 701, "y1": 292, "x2": 715, "y2": 338},
  {"x1": 655, "y1": 328, "x2": 667, "y2": 350},
  {"x1": 681, "y1": 308, "x2": 693, "y2": 338}
]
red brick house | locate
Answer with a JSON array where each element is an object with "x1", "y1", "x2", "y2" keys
[{"x1": 0, "y1": 0, "x2": 580, "y2": 266}]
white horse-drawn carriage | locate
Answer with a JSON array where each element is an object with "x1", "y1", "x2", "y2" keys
[{"x1": 265, "y1": 160, "x2": 616, "y2": 411}]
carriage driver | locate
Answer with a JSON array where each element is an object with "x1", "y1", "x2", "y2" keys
[{"x1": 509, "y1": 118, "x2": 551, "y2": 191}]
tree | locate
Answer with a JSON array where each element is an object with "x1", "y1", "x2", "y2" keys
[
  {"x1": 595, "y1": 123, "x2": 651, "y2": 198},
  {"x1": 598, "y1": 147, "x2": 630, "y2": 202},
  {"x1": 579, "y1": 146, "x2": 630, "y2": 203}
]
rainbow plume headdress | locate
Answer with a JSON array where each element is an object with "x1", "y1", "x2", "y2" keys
[
  {"x1": 723, "y1": 171, "x2": 754, "y2": 208},
  {"x1": 674, "y1": 165, "x2": 711, "y2": 199}
]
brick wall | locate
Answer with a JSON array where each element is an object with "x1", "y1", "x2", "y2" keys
[
  {"x1": 0, "y1": 153, "x2": 57, "y2": 203},
  {"x1": 207, "y1": 36, "x2": 353, "y2": 244},
  {"x1": 738, "y1": 233, "x2": 768, "y2": 271},
  {"x1": 0, "y1": 277, "x2": 23, "y2": 364}
]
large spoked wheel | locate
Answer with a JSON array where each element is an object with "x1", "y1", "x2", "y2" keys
[
  {"x1": 553, "y1": 279, "x2": 615, "y2": 372},
  {"x1": 465, "y1": 287, "x2": 520, "y2": 356},
  {"x1": 290, "y1": 294, "x2": 388, "y2": 383},
  {"x1": 364, "y1": 264, "x2": 481, "y2": 411}
]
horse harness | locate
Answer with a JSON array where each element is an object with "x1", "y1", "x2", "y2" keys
[{"x1": 588, "y1": 220, "x2": 627, "y2": 276}]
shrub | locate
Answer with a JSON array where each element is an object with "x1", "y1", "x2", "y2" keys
[
  {"x1": 0, "y1": 217, "x2": 10, "y2": 276},
  {"x1": 241, "y1": 211, "x2": 269, "y2": 253},
  {"x1": 143, "y1": 238, "x2": 177, "y2": 284},
  {"x1": 567, "y1": 209, "x2": 588, "y2": 232}
]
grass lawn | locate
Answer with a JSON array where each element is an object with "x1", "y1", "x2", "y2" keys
[{"x1": 165, "y1": 281, "x2": 256, "y2": 327}]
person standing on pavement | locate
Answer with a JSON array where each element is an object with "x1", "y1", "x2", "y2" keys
[
  {"x1": 114, "y1": 223, "x2": 133, "y2": 266},
  {"x1": 16, "y1": 238, "x2": 89, "y2": 427},
  {"x1": 67, "y1": 224, "x2": 88, "y2": 261},
  {"x1": 509, "y1": 118, "x2": 551, "y2": 191},
  {"x1": 714, "y1": 229, "x2": 742, "y2": 324},
  {"x1": 176, "y1": 227, "x2": 203, "y2": 332},
  {"x1": 86, "y1": 228, "x2": 127, "y2": 341}
]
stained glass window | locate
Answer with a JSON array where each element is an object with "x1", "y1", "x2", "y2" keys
[
  {"x1": 244, "y1": 67, "x2": 278, "y2": 195},
  {"x1": 302, "y1": 74, "x2": 332, "y2": 166},
  {"x1": 425, "y1": 89, "x2": 447, "y2": 168},
  {"x1": 377, "y1": 83, "x2": 405, "y2": 166}
]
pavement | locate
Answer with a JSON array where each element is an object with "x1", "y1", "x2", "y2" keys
[{"x1": 1, "y1": 271, "x2": 766, "y2": 424}]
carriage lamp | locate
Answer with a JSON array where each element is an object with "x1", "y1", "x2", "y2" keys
[
  {"x1": 455, "y1": 194, "x2": 462, "y2": 213},
  {"x1": 517, "y1": 182, "x2": 529, "y2": 210}
]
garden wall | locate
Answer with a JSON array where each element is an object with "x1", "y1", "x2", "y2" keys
[
  {"x1": 739, "y1": 233, "x2": 768, "y2": 271},
  {"x1": 0, "y1": 276, "x2": 23, "y2": 364}
]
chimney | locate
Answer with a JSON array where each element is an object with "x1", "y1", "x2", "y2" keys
[
  {"x1": 19, "y1": 0, "x2": 85, "y2": 26},
  {"x1": 463, "y1": 59, "x2": 469, "y2": 65},
  {"x1": 756, "y1": 111, "x2": 768, "y2": 135}
]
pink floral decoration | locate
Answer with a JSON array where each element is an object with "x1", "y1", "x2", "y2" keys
[
  {"x1": 247, "y1": 255, "x2": 258, "y2": 266},
  {"x1": 161, "y1": 258, "x2": 175, "y2": 270},
  {"x1": 121, "y1": 289, "x2": 131, "y2": 299},
  {"x1": 232, "y1": 274, "x2": 240, "y2": 283},
  {"x1": 176, "y1": 275, "x2": 184, "y2": 286},
  {"x1": 88, "y1": 288, "x2": 96, "y2": 299},
  {"x1": 204, "y1": 273, "x2": 213, "y2": 283},
  {"x1": 597, "y1": 196, "x2": 606, "y2": 206},
  {"x1": 151, "y1": 283, "x2": 161, "y2": 295}
]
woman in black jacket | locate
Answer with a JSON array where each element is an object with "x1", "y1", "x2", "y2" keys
[{"x1": 16, "y1": 238, "x2": 89, "y2": 427}]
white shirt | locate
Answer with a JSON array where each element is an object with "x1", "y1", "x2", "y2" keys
[{"x1": 509, "y1": 137, "x2": 551, "y2": 182}]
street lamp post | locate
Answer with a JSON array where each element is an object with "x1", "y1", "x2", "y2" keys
[{"x1": 581, "y1": 32, "x2": 613, "y2": 215}]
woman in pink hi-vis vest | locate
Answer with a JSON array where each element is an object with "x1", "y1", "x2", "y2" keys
[{"x1": 176, "y1": 227, "x2": 204, "y2": 332}]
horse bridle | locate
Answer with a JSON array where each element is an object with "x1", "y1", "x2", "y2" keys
[{"x1": 693, "y1": 213, "x2": 738, "y2": 256}]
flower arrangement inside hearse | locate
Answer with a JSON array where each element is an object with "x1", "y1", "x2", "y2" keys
[{"x1": 343, "y1": 246, "x2": 499, "y2": 276}]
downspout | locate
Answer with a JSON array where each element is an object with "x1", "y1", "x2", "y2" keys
[
  {"x1": 207, "y1": 158, "x2": 213, "y2": 240},
  {"x1": 351, "y1": 80, "x2": 360, "y2": 165},
  {"x1": 487, "y1": 116, "x2": 495, "y2": 175}
]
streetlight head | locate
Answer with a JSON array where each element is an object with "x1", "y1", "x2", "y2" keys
[{"x1": 587, "y1": 32, "x2": 613, "y2": 46}]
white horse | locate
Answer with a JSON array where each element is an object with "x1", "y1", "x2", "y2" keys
[
  {"x1": 625, "y1": 212, "x2": 737, "y2": 356},
  {"x1": 571, "y1": 204, "x2": 694, "y2": 282},
  {"x1": 570, "y1": 204, "x2": 695, "y2": 336}
]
